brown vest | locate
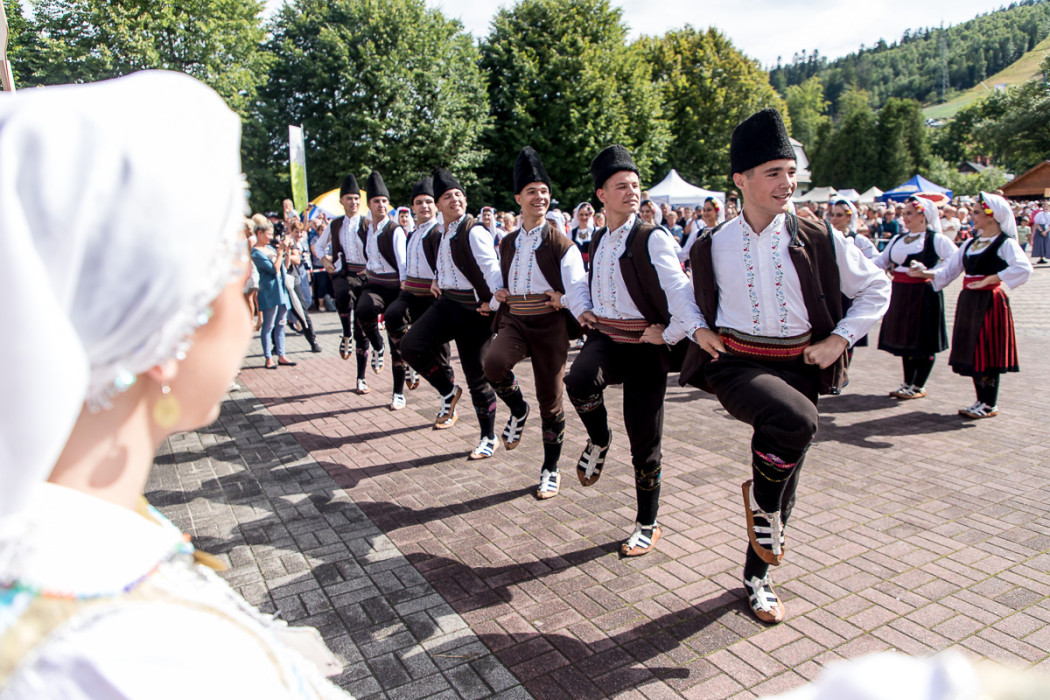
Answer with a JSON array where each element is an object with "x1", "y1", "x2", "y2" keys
[
  {"x1": 679, "y1": 214, "x2": 848, "y2": 395},
  {"x1": 497, "y1": 222, "x2": 582, "y2": 338},
  {"x1": 373, "y1": 219, "x2": 399, "y2": 271},
  {"x1": 588, "y1": 218, "x2": 673, "y2": 325},
  {"x1": 330, "y1": 215, "x2": 368, "y2": 276},
  {"x1": 588, "y1": 218, "x2": 680, "y2": 369},
  {"x1": 498, "y1": 222, "x2": 573, "y2": 293},
  {"x1": 448, "y1": 215, "x2": 494, "y2": 301},
  {"x1": 414, "y1": 221, "x2": 442, "y2": 273}
]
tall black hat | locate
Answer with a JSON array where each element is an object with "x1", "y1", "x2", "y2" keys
[
  {"x1": 366, "y1": 170, "x2": 390, "y2": 201},
  {"x1": 513, "y1": 146, "x2": 552, "y2": 194},
  {"x1": 411, "y1": 176, "x2": 435, "y2": 202},
  {"x1": 590, "y1": 145, "x2": 638, "y2": 193},
  {"x1": 432, "y1": 168, "x2": 464, "y2": 201},
  {"x1": 729, "y1": 108, "x2": 795, "y2": 175},
  {"x1": 339, "y1": 174, "x2": 360, "y2": 197}
]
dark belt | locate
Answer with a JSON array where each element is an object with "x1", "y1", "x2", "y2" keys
[
  {"x1": 594, "y1": 317, "x2": 649, "y2": 344},
  {"x1": 505, "y1": 293, "x2": 554, "y2": 316}
]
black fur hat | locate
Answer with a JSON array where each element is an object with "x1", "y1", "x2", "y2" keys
[
  {"x1": 591, "y1": 145, "x2": 638, "y2": 193},
  {"x1": 729, "y1": 108, "x2": 795, "y2": 175},
  {"x1": 339, "y1": 174, "x2": 360, "y2": 197},
  {"x1": 432, "y1": 168, "x2": 464, "y2": 201},
  {"x1": 411, "y1": 176, "x2": 435, "y2": 202},
  {"x1": 513, "y1": 146, "x2": 552, "y2": 194},
  {"x1": 366, "y1": 170, "x2": 390, "y2": 201}
]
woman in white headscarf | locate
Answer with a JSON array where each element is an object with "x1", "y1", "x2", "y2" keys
[
  {"x1": 396, "y1": 206, "x2": 415, "y2": 234},
  {"x1": 0, "y1": 72, "x2": 349, "y2": 699},
  {"x1": 873, "y1": 196, "x2": 958, "y2": 400},
  {"x1": 569, "y1": 201, "x2": 596, "y2": 268},
  {"x1": 678, "y1": 196, "x2": 725, "y2": 263},
  {"x1": 828, "y1": 198, "x2": 877, "y2": 260},
  {"x1": 909, "y1": 192, "x2": 1032, "y2": 418}
]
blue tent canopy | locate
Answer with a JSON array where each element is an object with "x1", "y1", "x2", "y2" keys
[{"x1": 878, "y1": 174, "x2": 953, "y2": 202}]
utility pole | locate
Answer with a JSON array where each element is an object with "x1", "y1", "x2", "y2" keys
[
  {"x1": 938, "y1": 25, "x2": 949, "y2": 99},
  {"x1": 1, "y1": 0, "x2": 15, "y2": 92}
]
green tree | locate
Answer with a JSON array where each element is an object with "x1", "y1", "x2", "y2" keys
[
  {"x1": 3, "y1": 0, "x2": 32, "y2": 87},
  {"x1": 20, "y1": 0, "x2": 270, "y2": 116},
  {"x1": 478, "y1": 0, "x2": 668, "y2": 209},
  {"x1": 876, "y1": 97, "x2": 930, "y2": 187},
  {"x1": 972, "y1": 55, "x2": 1050, "y2": 174},
  {"x1": 642, "y1": 26, "x2": 787, "y2": 193},
  {"x1": 923, "y1": 155, "x2": 1009, "y2": 197},
  {"x1": 783, "y1": 75, "x2": 829, "y2": 150},
  {"x1": 810, "y1": 88, "x2": 879, "y2": 190},
  {"x1": 256, "y1": 0, "x2": 488, "y2": 210}
]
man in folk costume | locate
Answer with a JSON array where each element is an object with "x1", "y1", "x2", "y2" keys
[
  {"x1": 484, "y1": 147, "x2": 590, "y2": 499},
  {"x1": 401, "y1": 168, "x2": 504, "y2": 459},
  {"x1": 563, "y1": 145, "x2": 706, "y2": 557},
  {"x1": 383, "y1": 176, "x2": 449, "y2": 410},
  {"x1": 354, "y1": 170, "x2": 407, "y2": 399},
  {"x1": 680, "y1": 108, "x2": 890, "y2": 623},
  {"x1": 311, "y1": 174, "x2": 373, "y2": 384}
]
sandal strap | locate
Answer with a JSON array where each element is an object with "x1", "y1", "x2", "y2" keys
[
  {"x1": 744, "y1": 576, "x2": 780, "y2": 613},
  {"x1": 473, "y1": 437, "x2": 496, "y2": 457},
  {"x1": 538, "y1": 469, "x2": 558, "y2": 492},
  {"x1": 624, "y1": 523, "x2": 657, "y2": 550},
  {"x1": 578, "y1": 440, "x2": 608, "y2": 478}
]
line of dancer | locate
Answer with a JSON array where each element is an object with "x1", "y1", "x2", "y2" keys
[{"x1": 322, "y1": 109, "x2": 960, "y2": 624}]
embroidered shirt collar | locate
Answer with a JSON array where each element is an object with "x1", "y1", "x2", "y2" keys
[{"x1": 740, "y1": 213, "x2": 785, "y2": 238}]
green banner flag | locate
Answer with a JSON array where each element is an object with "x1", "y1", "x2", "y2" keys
[{"x1": 288, "y1": 125, "x2": 308, "y2": 212}]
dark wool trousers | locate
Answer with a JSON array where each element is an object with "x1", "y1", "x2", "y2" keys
[
  {"x1": 384, "y1": 290, "x2": 449, "y2": 395},
  {"x1": 564, "y1": 331, "x2": 667, "y2": 526},
  {"x1": 401, "y1": 296, "x2": 496, "y2": 439},
  {"x1": 704, "y1": 354, "x2": 820, "y2": 581},
  {"x1": 332, "y1": 272, "x2": 370, "y2": 379},
  {"x1": 485, "y1": 311, "x2": 570, "y2": 473},
  {"x1": 356, "y1": 283, "x2": 401, "y2": 381}
]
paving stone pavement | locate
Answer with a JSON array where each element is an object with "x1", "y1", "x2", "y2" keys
[{"x1": 149, "y1": 263, "x2": 1050, "y2": 699}]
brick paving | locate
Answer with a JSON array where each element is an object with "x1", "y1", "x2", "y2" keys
[{"x1": 149, "y1": 264, "x2": 1050, "y2": 699}]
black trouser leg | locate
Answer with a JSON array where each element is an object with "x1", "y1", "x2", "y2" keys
[
  {"x1": 564, "y1": 333, "x2": 614, "y2": 447},
  {"x1": 541, "y1": 412, "x2": 565, "y2": 473},
  {"x1": 623, "y1": 352, "x2": 667, "y2": 527},
  {"x1": 705, "y1": 355, "x2": 820, "y2": 579},
  {"x1": 484, "y1": 322, "x2": 530, "y2": 418},
  {"x1": 401, "y1": 298, "x2": 458, "y2": 396}
]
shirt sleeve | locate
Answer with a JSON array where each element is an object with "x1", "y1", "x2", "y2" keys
[
  {"x1": 998, "y1": 237, "x2": 1033, "y2": 290},
  {"x1": 647, "y1": 227, "x2": 708, "y2": 341},
  {"x1": 393, "y1": 226, "x2": 407, "y2": 280},
  {"x1": 930, "y1": 244, "x2": 965, "y2": 292},
  {"x1": 678, "y1": 228, "x2": 699, "y2": 263},
  {"x1": 854, "y1": 235, "x2": 878, "y2": 260},
  {"x1": 467, "y1": 225, "x2": 504, "y2": 305},
  {"x1": 931, "y1": 234, "x2": 959, "y2": 272},
  {"x1": 830, "y1": 228, "x2": 891, "y2": 346},
  {"x1": 311, "y1": 223, "x2": 332, "y2": 263},
  {"x1": 559, "y1": 245, "x2": 592, "y2": 318}
]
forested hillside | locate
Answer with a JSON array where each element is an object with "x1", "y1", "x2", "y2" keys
[{"x1": 769, "y1": 1, "x2": 1050, "y2": 112}]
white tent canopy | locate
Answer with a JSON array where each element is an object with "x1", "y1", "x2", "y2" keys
[
  {"x1": 835, "y1": 188, "x2": 861, "y2": 201},
  {"x1": 647, "y1": 169, "x2": 724, "y2": 207},
  {"x1": 792, "y1": 186, "x2": 839, "y2": 203},
  {"x1": 858, "y1": 186, "x2": 883, "y2": 204}
]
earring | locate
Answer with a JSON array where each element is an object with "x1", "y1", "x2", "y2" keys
[{"x1": 153, "y1": 384, "x2": 181, "y2": 429}]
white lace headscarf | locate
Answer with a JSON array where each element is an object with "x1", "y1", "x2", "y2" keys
[
  {"x1": 830, "y1": 197, "x2": 859, "y2": 232},
  {"x1": 907, "y1": 196, "x2": 943, "y2": 233},
  {"x1": 979, "y1": 191, "x2": 1017, "y2": 237},
  {"x1": 395, "y1": 206, "x2": 415, "y2": 233},
  {"x1": 0, "y1": 71, "x2": 245, "y2": 522}
]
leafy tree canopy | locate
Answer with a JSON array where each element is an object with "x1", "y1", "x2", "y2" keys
[
  {"x1": 641, "y1": 26, "x2": 788, "y2": 193},
  {"x1": 254, "y1": 0, "x2": 489, "y2": 209},
  {"x1": 478, "y1": 0, "x2": 668, "y2": 209}
]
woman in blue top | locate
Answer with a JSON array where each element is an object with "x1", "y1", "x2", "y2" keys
[{"x1": 251, "y1": 220, "x2": 296, "y2": 369}]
